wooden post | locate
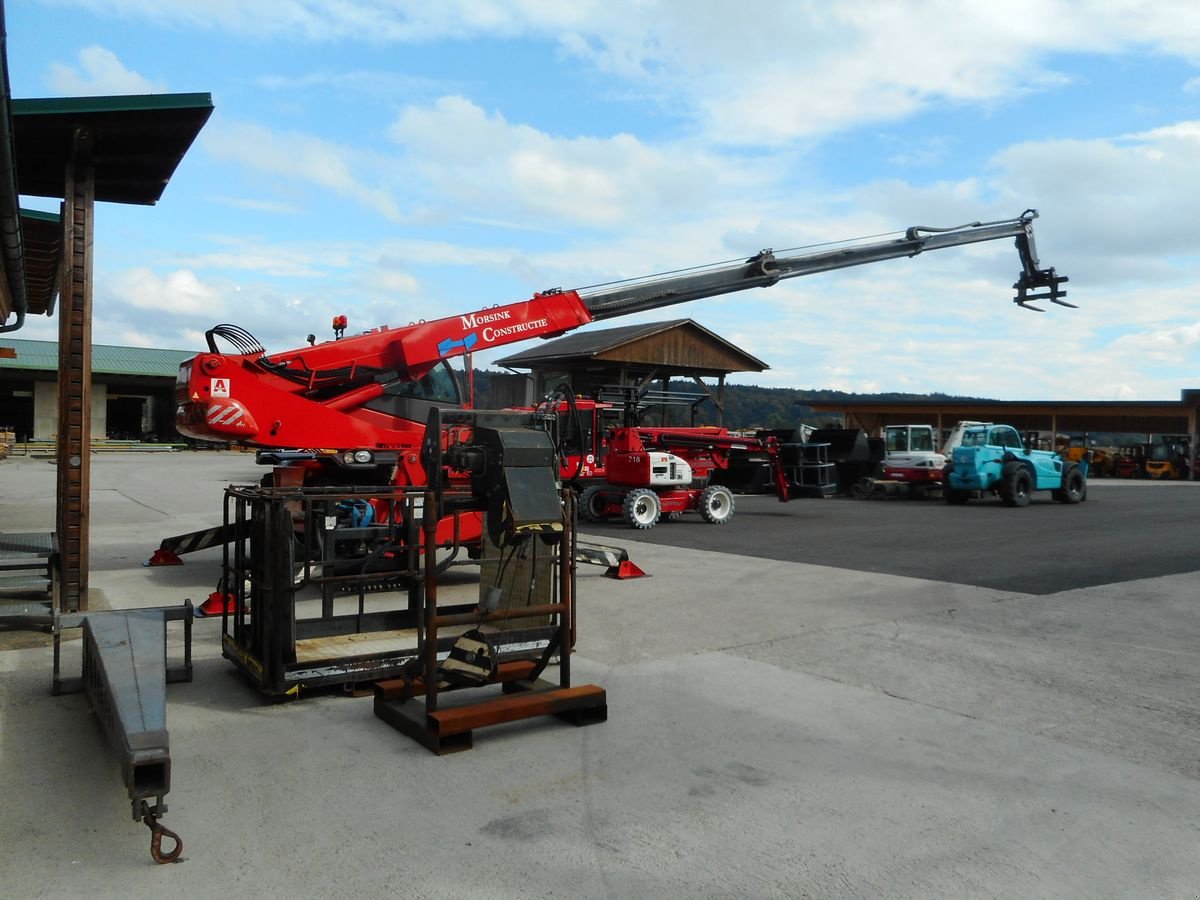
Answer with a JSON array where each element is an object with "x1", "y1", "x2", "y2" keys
[{"x1": 55, "y1": 127, "x2": 94, "y2": 612}]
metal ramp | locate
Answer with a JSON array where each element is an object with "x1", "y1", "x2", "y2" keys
[{"x1": 0, "y1": 531, "x2": 56, "y2": 620}]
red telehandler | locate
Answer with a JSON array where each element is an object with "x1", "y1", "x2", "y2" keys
[
  {"x1": 160, "y1": 209, "x2": 1069, "y2": 570},
  {"x1": 156, "y1": 210, "x2": 1072, "y2": 697},
  {"x1": 177, "y1": 210, "x2": 1067, "y2": 489}
]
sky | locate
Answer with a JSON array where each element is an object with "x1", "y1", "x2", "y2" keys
[{"x1": 5, "y1": 0, "x2": 1200, "y2": 401}]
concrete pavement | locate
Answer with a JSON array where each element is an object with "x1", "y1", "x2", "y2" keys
[{"x1": 1, "y1": 452, "x2": 1198, "y2": 898}]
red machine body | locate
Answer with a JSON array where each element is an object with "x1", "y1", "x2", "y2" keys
[
  {"x1": 880, "y1": 462, "x2": 943, "y2": 484},
  {"x1": 579, "y1": 425, "x2": 789, "y2": 529},
  {"x1": 177, "y1": 290, "x2": 592, "y2": 464}
]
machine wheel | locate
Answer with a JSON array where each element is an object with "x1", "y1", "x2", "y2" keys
[
  {"x1": 579, "y1": 485, "x2": 608, "y2": 523},
  {"x1": 1059, "y1": 465, "x2": 1086, "y2": 504},
  {"x1": 942, "y1": 464, "x2": 969, "y2": 504},
  {"x1": 622, "y1": 488, "x2": 661, "y2": 529},
  {"x1": 698, "y1": 484, "x2": 735, "y2": 524},
  {"x1": 999, "y1": 463, "x2": 1032, "y2": 507}
]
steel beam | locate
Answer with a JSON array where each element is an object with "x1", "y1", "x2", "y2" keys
[{"x1": 53, "y1": 602, "x2": 192, "y2": 862}]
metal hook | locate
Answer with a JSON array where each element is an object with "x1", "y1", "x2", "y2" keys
[{"x1": 140, "y1": 801, "x2": 184, "y2": 864}]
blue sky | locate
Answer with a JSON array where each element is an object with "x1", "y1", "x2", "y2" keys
[{"x1": 6, "y1": 1, "x2": 1200, "y2": 400}]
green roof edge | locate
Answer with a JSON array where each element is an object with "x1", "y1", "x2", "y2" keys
[
  {"x1": 20, "y1": 207, "x2": 59, "y2": 223},
  {"x1": 12, "y1": 92, "x2": 214, "y2": 117}
]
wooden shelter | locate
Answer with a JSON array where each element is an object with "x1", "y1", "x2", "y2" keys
[{"x1": 495, "y1": 318, "x2": 768, "y2": 425}]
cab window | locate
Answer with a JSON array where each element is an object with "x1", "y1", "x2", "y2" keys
[
  {"x1": 385, "y1": 360, "x2": 461, "y2": 404},
  {"x1": 989, "y1": 427, "x2": 1022, "y2": 449}
]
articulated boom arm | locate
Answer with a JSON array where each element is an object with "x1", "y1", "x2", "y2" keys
[
  {"x1": 578, "y1": 209, "x2": 1069, "y2": 319},
  {"x1": 176, "y1": 290, "x2": 594, "y2": 450}
]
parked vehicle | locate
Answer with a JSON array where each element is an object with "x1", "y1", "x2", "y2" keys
[{"x1": 942, "y1": 423, "x2": 1087, "y2": 507}]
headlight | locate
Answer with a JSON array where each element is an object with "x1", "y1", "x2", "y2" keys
[{"x1": 353, "y1": 450, "x2": 373, "y2": 464}]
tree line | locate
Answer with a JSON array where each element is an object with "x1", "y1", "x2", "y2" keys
[{"x1": 468, "y1": 370, "x2": 987, "y2": 430}]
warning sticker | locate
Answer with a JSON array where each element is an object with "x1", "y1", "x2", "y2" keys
[{"x1": 211, "y1": 378, "x2": 230, "y2": 398}]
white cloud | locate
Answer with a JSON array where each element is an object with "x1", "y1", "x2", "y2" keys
[
  {"x1": 209, "y1": 196, "x2": 302, "y2": 216},
  {"x1": 1110, "y1": 319, "x2": 1200, "y2": 360},
  {"x1": 169, "y1": 238, "x2": 341, "y2": 279},
  {"x1": 386, "y1": 95, "x2": 763, "y2": 228},
  {"x1": 988, "y1": 123, "x2": 1200, "y2": 272},
  {"x1": 202, "y1": 120, "x2": 402, "y2": 221},
  {"x1": 111, "y1": 267, "x2": 226, "y2": 316},
  {"x1": 38, "y1": 2, "x2": 1200, "y2": 145},
  {"x1": 251, "y1": 69, "x2": 442, "y2": 97},
  {"x1": 46, "y1": 45, "x2": 165, "y2": 95}
]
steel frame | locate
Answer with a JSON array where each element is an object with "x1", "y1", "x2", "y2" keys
[
  {"x1": 373, "y1": 489, "x2": 607, "y2": 754},
  {"x1": 220, "y1": 483, "x2": 487, "y2": 697}
]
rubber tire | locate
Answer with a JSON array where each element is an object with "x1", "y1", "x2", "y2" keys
[
  {"x1": 579, "y1": 485, "x2": 607, "y2": 523},
  {"x1": 1000, "y1": 463, "x2": 1032, "y2": 507},
  {"x1": 942, "y1": 463, "x2": 969, "y2": 504},
  {"x1": 1060, "y1": 465, "x2": 1086, "y2": 504},
  {"x1": 622, "y1": 488, "x2": 661, "y2": 529},
  {"x1": 698, "y1": 484, "x2": 735, "y2": 524}
]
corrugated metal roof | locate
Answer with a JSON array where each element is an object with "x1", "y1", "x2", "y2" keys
[{"x1": 0, "y1": 338, "x2": 193, "y2": 376}]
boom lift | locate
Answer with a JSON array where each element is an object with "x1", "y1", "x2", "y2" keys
[
  {"x1": 176, "y1": 210, "x2": 1069, "y2": 513},
  {"x1": 579, "y1": 423, "x2": 791, "y2": 529}
]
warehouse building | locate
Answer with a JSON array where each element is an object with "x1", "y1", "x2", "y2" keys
[{"x1": 0, "y1": 338, "x2": 190, "y2": 442}]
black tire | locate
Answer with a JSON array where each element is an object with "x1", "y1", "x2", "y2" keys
[
  {"x1": 942, "y1": 463, "x2": 970, "y2": 504},
  {"x1": 579, "y1": 485, "x2": 608, "y2": 523},
  {"x1": 1000, "y1": 463, "x2": 1032, "y2": 507},
  {"x1": 698, "y1": 484, "x2": 735, "y2": 524},
  {"x1": 1060, "y1": 465, "x2": 1086, "y2": 504},
  {"x1": 622, "y1": 488, "x2": 661, "y2": 529}
]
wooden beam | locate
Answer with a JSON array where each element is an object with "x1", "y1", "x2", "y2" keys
[{"x1": 55, "y1": 126, "x2": 95, "y2": 612}]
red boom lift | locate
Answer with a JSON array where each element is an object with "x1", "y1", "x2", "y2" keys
[
  {"x1": 160, "y1": 209, "x2": 1068, "y2": 575},
  {"x1": 177, "y1": 209, "x2": 1067, "y2": 493}
]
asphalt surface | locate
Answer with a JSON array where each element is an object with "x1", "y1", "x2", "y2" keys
[
  {"x1": 582, "y1": 481, "x2": 1200, "y2": 594},
  {"x1": 1, "y1": 453, "x2": 1199, "y2": 899}
]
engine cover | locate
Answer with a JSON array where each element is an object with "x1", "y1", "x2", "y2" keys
[{"x1": 606, "y1": 449, "x2": 692, "y2": 487}]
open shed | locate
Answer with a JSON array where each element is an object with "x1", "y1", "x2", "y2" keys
[{"x1": 495, "y1": 318, "x2": 768, "y2": 425}]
